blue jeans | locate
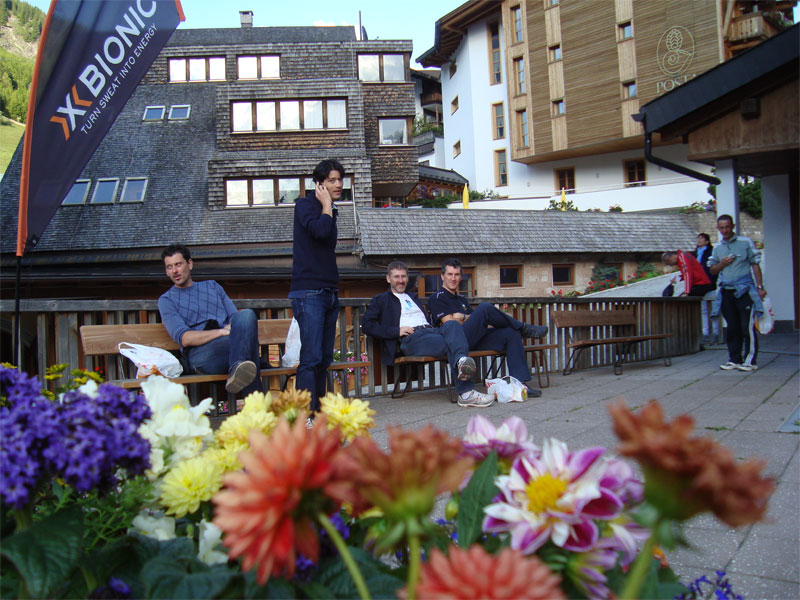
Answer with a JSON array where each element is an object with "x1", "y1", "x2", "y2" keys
[
  {"x1": 400, "y1": 321, "x2": 472, "y2": 394},
  {"x1": 290, "y1": 289, "x2": 340, "y2": 412},
  {"x1": 462, "y1": 303, "x2": 531, "y2": 385},
  {"x1": 186, "y1": 309, "x2": 263, "y2": 397}
]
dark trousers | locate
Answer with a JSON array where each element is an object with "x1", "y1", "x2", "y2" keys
[
  {"x1": 720, "y1": 289, "x2": 758, "y2": 366},
  {"x1": 461, "y1": 303, "x2": 531, "y2": 385},
  {"x1": 400, "y1": 321, "x2": 471, "y2": 394},
  {"x1": 687, "y1": 283, "x2": 714, "y2": 297}
]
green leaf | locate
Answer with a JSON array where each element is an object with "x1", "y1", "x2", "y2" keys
[
  {"x1": 299, "y1": 580, "x2": 333, "y2": 599},
  {"x1": 657, "y1": 580, "x2": 689, "y2": 599},
  {"x1": 457, "y1": 451, "x2": 499, "y2": 548},
  {"x1": 316, "y1": 546, "x2": 403, "y2": 599},
  {"x1": 141, "y1": 559, "x2": 233, "y2": 600},
  {"x1": 0, "y1": 505, "x2": 83, "y2": 599}
]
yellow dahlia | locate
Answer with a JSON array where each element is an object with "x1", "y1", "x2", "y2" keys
[
  {"x1": 213, "y1": 415, "x2": 350, "y2": 584},
  {"x1": 271, "y1": 386, "x2": 312, "y2": 421},
  {"x1": 215, "y1": 407, "x2": 277, "y2": 447},
  {"x1": 202, "y1": 442, "x2": 247, "y2": 474},
  {"x1": 320, "y1": 392, "x2": 376, "y2": 442},
  {"x1": 406, "y1": 545, "x2": 565, "y2": 600},
  {"x1": 160, "y1": 456, "x2": 223, "y2": 517},
  {"x1": 240, "y1": 390, "x2": 273, "y2": 414}
]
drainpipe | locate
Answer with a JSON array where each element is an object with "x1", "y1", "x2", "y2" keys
[{"x1": 634, "y1": 112, "x2": 721, "y2": 186}]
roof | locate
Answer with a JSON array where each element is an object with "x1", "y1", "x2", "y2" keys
[
  {"x1": 417, "y1": 0, "x2": 500, "y2": 67},
  {"x1": 418, "y1": 165, "x2": 468, "y2": 185},
  {"x1": 410, "y1": 69, "x2": 441, "y2": 82},
  {"x1": 167, "y1": 26, "x2": 357, "y2": 46},
  {"x1": 356, "y1": 208, "x2": 697, "y2": 256},
  {"x1": 637, "y1": 24, "x2": 799, "y2": 138}
]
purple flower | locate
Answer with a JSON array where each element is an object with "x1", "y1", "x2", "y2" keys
[
  {"x1": 565, "y1": 546, "x2": 617, "y2": 598},
  {"x1": 462, "y1": 415, "x2": 539, "y2": 463},
  {"x1": 88, "y1": 577, "x2": 131, "y2": 599}
]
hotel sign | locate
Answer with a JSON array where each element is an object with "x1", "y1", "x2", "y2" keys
[{"x1": 656, "y1": 26, "x2": 696, "y2": 94}]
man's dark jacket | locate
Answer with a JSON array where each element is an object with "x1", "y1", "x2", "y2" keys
[{"x1": 361, "y1": 290, "x2": 428, "y2": 365}]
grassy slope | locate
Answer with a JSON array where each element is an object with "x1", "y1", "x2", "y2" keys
[{"x1": 0, "y1": 117, "x2": 24, "y2": 175}]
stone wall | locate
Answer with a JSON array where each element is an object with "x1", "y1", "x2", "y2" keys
[{"x1": 684, "y1": 212, "x2": 763, "y2": 242}]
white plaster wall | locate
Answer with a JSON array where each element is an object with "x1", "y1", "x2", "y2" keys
[
  {"x1": 761, "y1": 174, "x2": 794, "y2": 322},
  {"x1": 418, "y1": 137, "x2": 446, "y2": 169}
]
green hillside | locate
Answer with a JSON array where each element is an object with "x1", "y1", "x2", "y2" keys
[{"x1": 0, "y1": 116, "x2": 23, "y2": 174}]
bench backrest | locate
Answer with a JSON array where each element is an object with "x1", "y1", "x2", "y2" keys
[
  {"x1": 552, "y1": 309, "x2": 637, "y2": 329},
  {"x1": 80, "y1": 319, "x2": 292, "y2": 356}
]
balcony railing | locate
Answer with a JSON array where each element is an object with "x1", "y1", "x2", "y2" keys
[{"x1": 1, "y1": 296, "x2": 702, "y2": 399}]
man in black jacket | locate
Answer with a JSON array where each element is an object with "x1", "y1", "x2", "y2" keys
[{"x1": 361, "y1": 261, "x2": 493, "y2": 408}]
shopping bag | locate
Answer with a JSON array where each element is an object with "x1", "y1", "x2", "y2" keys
[
  {"x1": 755, "y1": 296, "x2": 774, "y2": 334},
  {"x1": 485, "y1": 375, "x2": 527, "y2": 403},
  {"x1": 281, "y1": 318, "x2": 301, "y2": 367},
  {"x1": 118, "y1": 342, "x2": 183, "y2": 378}
]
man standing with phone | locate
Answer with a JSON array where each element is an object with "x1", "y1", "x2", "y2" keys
[
  {"x1": 708, "y1": 214, "x2": 766, "y2": 372},
  {"x1": 289, "y1": 159, "x2": 343, "y2": 426}
]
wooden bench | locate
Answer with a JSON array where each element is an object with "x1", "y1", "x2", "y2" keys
[
  {"x1": 79, "y1": 319, "x2": 371, "y2": 408},
  {"x1": 552, "y1": 309, "x2": 672, "y2": 376}
]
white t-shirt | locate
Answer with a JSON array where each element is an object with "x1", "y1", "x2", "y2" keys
[{"x1": 393, "y1": 292, "x2": 430, "y2": 329}]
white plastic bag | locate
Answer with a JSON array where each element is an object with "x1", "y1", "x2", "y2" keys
[
  {"x1": 485, "y1": 376, "x2": 527, "y2": 403},
  {"x1": 118, "y1": 342, "x2": 183, "y2": 378},
  {"x1": 281, "y1": 318, "x2": 301, "y2": 367},
  {"x1": 755, "y1": 296, "x2": 774, "y2": 334}
]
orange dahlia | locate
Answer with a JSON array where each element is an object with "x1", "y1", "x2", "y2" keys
[
  {"x1": 609, "y1": 400, "x2": 774, "y2": 526},
  {"x1": 404, "y1": 545, "x2": 565, "y2": 600},
  {"x1": 212, "y1": 414, "x2": 348, "y2": 584}
]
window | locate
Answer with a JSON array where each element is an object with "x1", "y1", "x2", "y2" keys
[
  {"x1": 225, "y1": 176, "x2": 352, "y2": 207},
  {"x1": 237, "y1": 55, "x2": 280, "y2": 79},
  {"x1": 549, "y1": 0, "x2": 559, "y2": 5},
  {"x1": 552, "y1": 99, "x2": 565, "y2": 116},
  {"x1": 624, "y1": 159, "x2": 646, "y2": 187},
  {"x1": 453, "y1": 140, "x2": 461, "y2": 158},
  {"x1": 555, "y1": 167, "x2": 575, "y2": 193},
  {"x1": 231, "y1": 98, "x2": 347, "y2": 132},
  {"x1": 451, "y1": 95, "x2": 459, "y2": 114},
  {"x1": 378, "y1": 118, "x2": 408, "y2": 145},
  {"x1": 552, "y1": 264, "x2": 574, "y2": 286},
  {"x1": 514, "y1": 58, "x2": 525, "y2": 94},
  {"x1": 618, "y1": 21, "x2": 633, "y2": 41},
  {"x1": 517, "y1": 110, "x2": 529, "y2": 147},
  {"x1": 419, "y1": 268, "x2": 474, "y2": 297},
  {"x1": 622, "y1": 80, "x2": 637, "y2": 99},
  {"x1": 61, "y1": 180, "x2": 90, "y2": 205},
  {"x1": 120, "y1": 178, "x2": 147, "y2": 203},
  {"x1": 358, "y1": 54, "x2": 406, "y2": 82},
  {"x1": 549, "y1": 44, "x2": 562, "y2": 61},
  {"x1": 492, "y1": 103, "x2": 505, "y2": 139},
  {"x1": 91, "y1": 179, "x2": 119, "y2": 204},
  {"x1": 449, "y1": 61, "x2": 457, "y2": 78},
  {"x1": 168, "y1": 105, "x2": 190, "y2": 120},
  {"x1": 500, "y1": 265, "x2": 522, "y2": 287},
  {"x1": 168, "y1": 57, "x2": 225, "y2": 82},
  {"x1": 494, "y1": 150, "x2": 508, "y2": 186},
  {"x1": 488, "y1": 22, "x2": 502, "y2": 84},
  {"x1": 142, "y1": 106, "x2": 165, "y2": 121},
  {"x1": 596, "y1": 263, "x2": 623, "y2": 281},
  {"x1": 511, "y1": 6, "x2": 523, "y2": 43}
]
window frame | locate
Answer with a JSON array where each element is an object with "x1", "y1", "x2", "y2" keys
[
  {"x1": 450, "y1": 95, "x2": 459, "y2": 114},
  {"x1": 554, "y1": 167, "x2": 575, "y2": 194},
  {"x1": 500, "y1": 264, "x2": 523, "y2": 288},
  {"x1": 418, "y1": 268, "x2": 475, "y2": 298},
  {"x1": 231, "y1": 98, "x2": 348, "y2": 133},
  {"x1": 142, "y1": 106, "x2": 165, "y2": 121},
  {"x1": 378, "y1": 118, "x2": 409, "y2": 145},
  {"x1": 552, "y1": 99, "x2": 566, "y2": 116},
  {"x1": 168, "y1": 56, "x2": 225, "y2": 82},
  {"x1": 61, "y1": 179, "x2": 91, "y2": 205},
  {"x1": 119, "y1": 178, "x2": 148, "y2": 203},
  {"x1": 453, "y1": 140, "x2": 461, "y2": 158},
  {"x1": 517, "y1": 109, "x2": 529, "y2": 148},
  {"x1": 225, "y1": 175, "x2": 353, "y2": 207},
  {"x1": 236, "y1": 54, "x2": 280, "y2": 80},
  {"x1": 91, "y1": 178, "x2": 119, "y2": 204},
  {"x1": 549, "y1": 44, "x2": 562, "y2": 62},
  {"x1": 168, "y1": 105, "x2": 191, "y2": 120},
  {"x1": 511, "y1": 6, "x2": 523, "y2": 44},
  {"x1": 494, "y1": 149, "x2": 508, "y2": 187},
  {"x1": 487, "y1": 22, "x2": 502, "y2": 85},
  {"x1": 552, "y1": 263, "x2": 574, "y2": 286},
  {"x1": 622, "y1": 80, "x2": 637, "y2": 99},
  {"x1": 492, "y1": 102, "x2": 505, "y2": 140},
  {"x1": 358, "y1": 53, "x2": 407, "y2": 82},
  {"x1": 514, "y1": 57, "x2": 525, "y2": 95},
  {"x1": 618, "y1": 21, "x2": 633, "y2": 41},
  {"x1": 623, "y1": 159, "x2": 646, "y2": 187}
]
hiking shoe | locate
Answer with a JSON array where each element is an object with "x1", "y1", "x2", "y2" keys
[
  {"x1": 226, "y1": 360, "x2": 257, "y2": 393},
  {"x1": 457, "y1": 389, "x2": 494, "y2": 408},
  {"x1": 306, "y1": 416, "x2": 315, "y2": 429},
  {"x1": 525, "y1": 386, "x2": 542, "y2": 398},
  {"x1": 737, "y1": 363, "x2": 758, "y2": 372},
  {"x1": 457, "y1": 356, "x2": 476, "y2": 381},
  {"x1": 719, "y1": 361, "x2": 739, "y2": 370},
  {"x1": 521, "y1": 323, "x2": 548, "y2": 339}
]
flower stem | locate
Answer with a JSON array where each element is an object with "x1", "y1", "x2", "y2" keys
[
  {"x1": 406, "y1": 534, "x2": 421, "y2": 600},
  {"x1": 620, "y1": 518, "x2": 661, "y2": 600},
  {"x1": 317, "y1": 512, "x2": 370, "y2": 600}
]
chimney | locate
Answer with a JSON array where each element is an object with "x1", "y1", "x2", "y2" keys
[{"x1": 240, "y1": 11, "x2": 253, "y2": 28}]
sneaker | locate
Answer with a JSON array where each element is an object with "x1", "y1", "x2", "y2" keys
[
  {"x1": 225, "y1": 360, "x2": 257, "y2": 393},
  {"x1": 456, "y1": 356, "x2": 476, "y2": 381},
  {"x1": 521, "y1": 323, "x2": 548, "y2": 339},
  {"x1": 719, "y1": 361, "x2": 739, "y2": 370},
  {"x1": 457, "y1": 389, "x2": 494, "y2": 408},
  {"x1": 737, "y1": 363, "x2": 758, "y2": 372},
  {"x1": 525, "y1": 386, "x2": 542, "y2": 398},
  {"x1": 306, "y1": 416, "x2": 315, "y2": 429}
]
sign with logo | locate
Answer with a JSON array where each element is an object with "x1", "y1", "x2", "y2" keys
[
  {"x1": 17, "y1": 0, "x2": 183, "y2": 255},
  {"x1": 656, "y1": 25, "x2": 696, "y2": 95}
]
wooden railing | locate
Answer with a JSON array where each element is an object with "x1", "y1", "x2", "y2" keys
[{"x1": 1, "y1": 297, "x2": 702, "y2": 398}]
